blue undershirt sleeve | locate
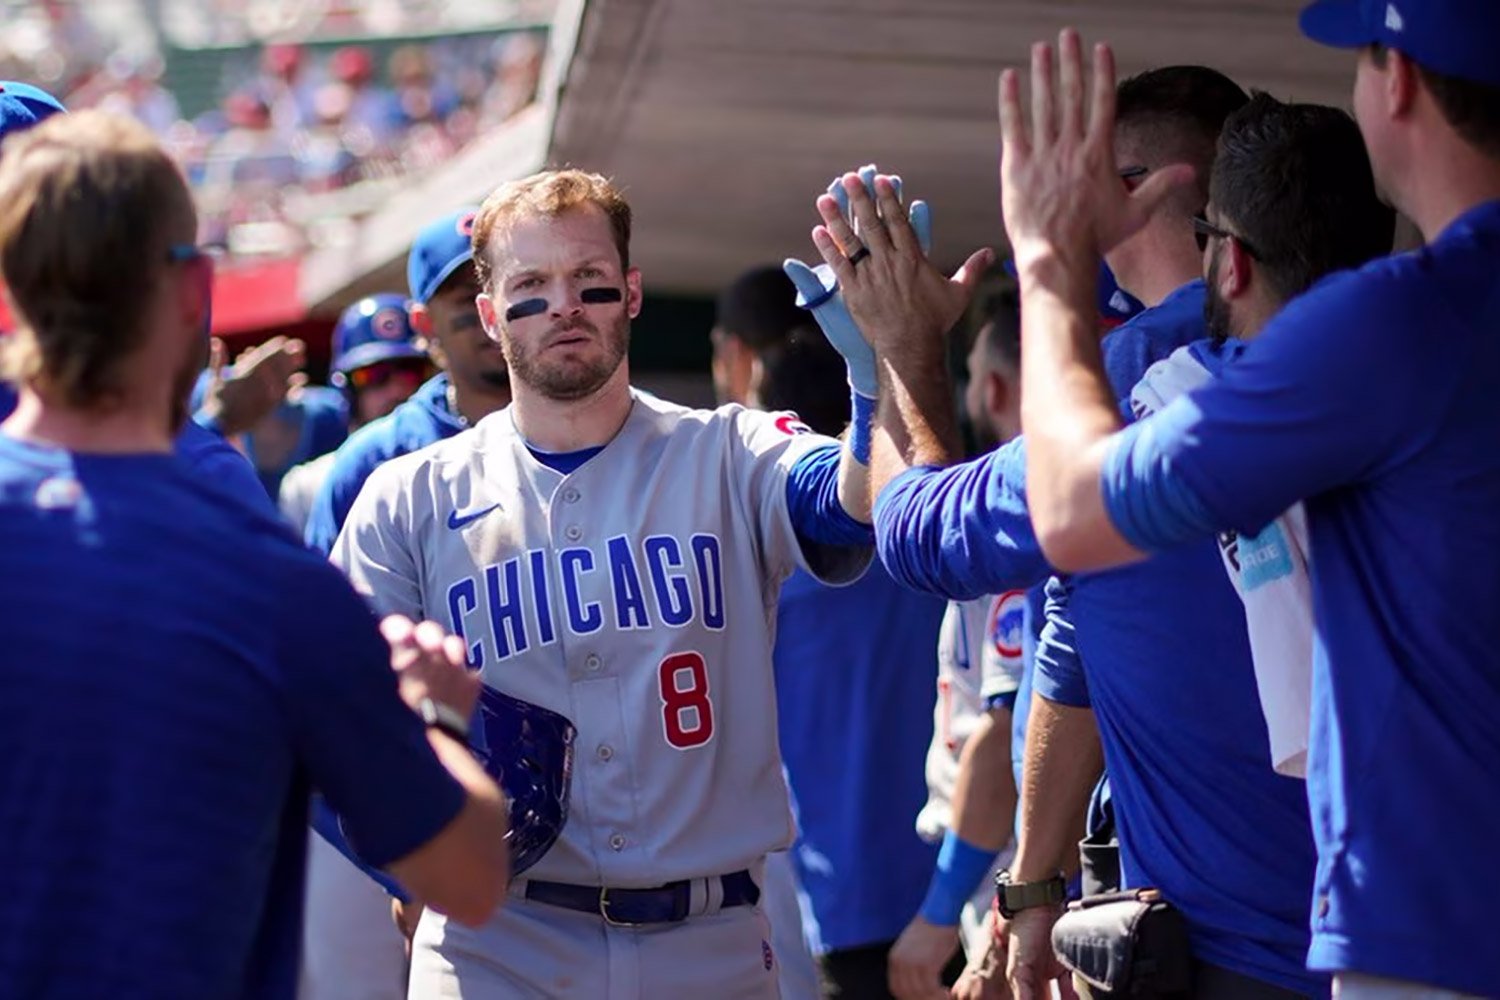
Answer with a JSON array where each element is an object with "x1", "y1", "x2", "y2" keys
[
  {"x1": 784, "y1": 444, "x2": 874, "y2": 548},
  {"x1": 1099, "y1": 410, "x2": 1222, "y2": 554},
  {"x1": 872, "y1": 438, "x2": 1050, "y2": 601},
  {"x1": 1031, "y1": 577, "x2": 1091, "y2": 709}
]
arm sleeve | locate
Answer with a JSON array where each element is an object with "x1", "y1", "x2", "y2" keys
[
  {"x1": 737, "y1": 409, "x2": 872, "y2": 587},
  {"x1": 784, "y1": 444, "x2": 875, "y2": 546},
  {"x1": 1031, "y1": 577, "x2": 1091, "y2": 709},
  {"x1": 306, "y1": 443, "x2": 383, "y2": 556},
  {"x1": 330, "y1": 459, "x2": 426, "y2": 619},
  {"x1": 1102, "y1": 271, "x2": 1427, "y2": 545},
  {"x1": 277, "y1": 557, "x2": 464, "y2": 868},
  {"x1": 873, "y1": 437, "x2": 1051, "y2": 601}
]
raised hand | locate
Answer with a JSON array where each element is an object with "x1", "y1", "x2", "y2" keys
[
  {"x1": 784, "y1": 166, "x2": 933, "y2": 398},
  {"x1": 810, "y1": 171, "x2": 990, "y2": 364},
  {"x1": 998, "y1": 29, "x2": 1193, "y2": 272}
]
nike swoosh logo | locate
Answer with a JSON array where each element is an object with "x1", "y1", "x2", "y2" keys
[{"x1": 447, "y1": 504, "x2": 502, "y2": 530}]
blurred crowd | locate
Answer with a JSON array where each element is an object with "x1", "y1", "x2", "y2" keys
[{"x1": 0, "y1": 1, "x2": 547, "y2": 256}]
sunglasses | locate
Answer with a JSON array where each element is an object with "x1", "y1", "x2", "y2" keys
[
  {"x1": 167, "y1": 244, "x2": 220, "y2": 337},
  {"x1": 347, "y1": 358, "x2": 433, "y2": 391},
  {"x1": 1191, "y1": 215, "x2": 1261, "y2": 260},
  {"x1": 1118, "y1": 165, "x2": 1150, "y2": 183}
]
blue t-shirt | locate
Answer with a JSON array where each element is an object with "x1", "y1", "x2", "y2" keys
[
  {"x1": 773, "y1": 563, "x2": 947, "y2": 952},
  {"x1": 0, "y1": 384, "x2": 275, "y2": 519},
  {"x1": 1104, "y1": 200, "x2": 1500, "y2": 996},
  {"x1": 875, "y1": 283, "x2": 1323, "y2": 995},
  {"x1": 305, "y1": 374, "x2": 466, "y2": 553},
  {"x1": 0, "y1": 433, "x2": 465, "y2": 999}
]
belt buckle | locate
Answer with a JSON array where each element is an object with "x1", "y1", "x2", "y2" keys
[{"x1": 598, "y1": 886, "x2": 642, "y2": 928}]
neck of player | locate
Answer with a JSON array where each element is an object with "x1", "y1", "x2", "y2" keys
[
  {"x1": 450, "y1": 374, "x2": 512, "y2": 428},
  {"x1": 2, "y1": 381, "x2": 176, "y2": 455},
  {"x1": 510, "y1": 363, "x2": 633, "y2": 453}
]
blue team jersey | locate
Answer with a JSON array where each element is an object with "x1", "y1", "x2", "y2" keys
[
  {"x1": 0, "y1": 432, "x2": 466, "y2": 998},
  {"x1": 1106, "y1": 200, "x2": 1500, "y2": 995},
  {"x1": 244, "y1": 385, "x2": 349, "y2": 498},
  {"x1": 773, "y1": 564, "x2": 947, "y2": 952},
  {"x1": 0, "y1": 384, "x2": 276, "y2": 518},
  {"x1": 305, "y1": 373, "x2": 466, "y2": 553},
  {"x1": 875, "y1": 282, "x2": 1324, "y2": 995}
]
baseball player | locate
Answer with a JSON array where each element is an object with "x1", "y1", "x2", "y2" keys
[
  {"x1": 889, "y1": 295, "x2": 1026, "y2": 1000},
  {"x1": 332, "y1": 168, "x2": 875, "y2": 998},
  {"x1": 300, "y1": 209, "x2": 511, "y2": 1000},
  {"x1": 279, "y1": 294, "x2": 431, "y2": 535}
]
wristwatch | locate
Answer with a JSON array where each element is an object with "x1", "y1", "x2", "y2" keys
[
  {"x1": 994, "y1": 869, "x2": 1067, "y2": 919},
  {"x1": 417, "y1": 697, "x2": 471, "y2": 745}
]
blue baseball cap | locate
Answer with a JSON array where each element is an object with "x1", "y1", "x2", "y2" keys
[
  {"x1": 1300, "y1": 0, "x2": 1500, "y2": 88},
  {"x1": 407, "y1": 206, "x2": 479, "y2": 305},
  {"x1": 0, "y1": 81, "x2": 65, "y2": 142},
  {"x1": 330, "y1": 293, "x2": 426, "y2": 386}
]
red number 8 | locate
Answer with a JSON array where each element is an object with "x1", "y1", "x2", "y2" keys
[{"x1": 659, "y1": 652, "x2": 715, "y2": 750}]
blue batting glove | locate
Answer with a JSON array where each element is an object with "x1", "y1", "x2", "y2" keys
[{"x1": 787, "y1": 166, "x2": 934, "y2": 398}]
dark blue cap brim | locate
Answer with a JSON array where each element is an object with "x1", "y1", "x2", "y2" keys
[
  {"x1": 335, "y1": 341, "x2": 427, "y2": 375},
  {"x1": 1300, "y1": 0, "x2": 1377, "y2": 48}
]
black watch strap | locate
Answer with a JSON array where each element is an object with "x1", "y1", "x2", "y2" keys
[
  {"x1": 995, "y1": 869, "x2": 1067, "y2": 918},
  {"x1": 417, "y1": 697, "x2": 471, "y2": 745}
]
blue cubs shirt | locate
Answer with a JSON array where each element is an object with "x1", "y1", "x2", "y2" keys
[
  {"x1": 305, "y1": 373, "x2": 467, "y2": 553},
  {"x1": 1104, "y1": 200, "x2": 1500, "y2": 996},
  {"x1": 0, "y1": 431, "x2": 466, "y2": 999},
  {"x1": 874, "y1": 282, "x2": 1324, "y2": 995},
  {"x1": 773, "y1": 563, "x2": 947, "y2": 951}
]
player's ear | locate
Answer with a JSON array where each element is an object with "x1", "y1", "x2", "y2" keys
[
  {"x1": 984, "y1": 369, "x2": 1009, "y2": 422},
  {"x1": 1385, "y1": 47, "x2": 1419, "y2": 118},
  {"x1": 625, "y1": 267, "x2": 643, "y2": 320},
  {"x1": 409, "y1": 302, "x2": 434, "y2": 337},
  {"x1": 1223, "y1": 238, "x2": 1254, "y2": 300},
  {"x1": 476, "y1": 292, "x2": 503, "y2": 343}
]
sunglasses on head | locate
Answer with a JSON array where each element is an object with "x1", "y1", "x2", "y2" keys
[
  {"x1": 348, "y1": 358, "x2": 433, "y2": 391},
  {"x1": 1192, "y1": 215, "x2": 1261, "y2": 260}
]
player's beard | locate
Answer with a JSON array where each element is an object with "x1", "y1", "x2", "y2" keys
[
  {"x1": 1203, "y1": 248, "x2": 1234, "y2": 346},
  {"x1": 508, "y1": 311, "x2": 629, "y2": 401}
]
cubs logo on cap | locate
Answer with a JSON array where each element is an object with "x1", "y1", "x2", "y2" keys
[
  {"x1": 370, "y1": 306, "x2": 407, "y2": 341},
  {"x1": 457, "y1": 211, "x2": 476, "y2": 237}
]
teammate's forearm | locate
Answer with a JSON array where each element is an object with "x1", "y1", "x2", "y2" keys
[
  {"x1": 1010, "y1": 693, "x2": 1102, "y2": 882},
  {"x1": 950, "y1": 707, "x2": 1018, "y2": 852},
  {"x1": 386, "y1": 731, "x2": 510, "y2": 926},
  {"x1": 836, "y1": 435, "x2": 873, "y2": 523},
  {"x1": 870, "y1": 349, "x2": 961, "y2": 506},
  {"x1": 1016, "y1": 255, "x2": 1127, "y2": 565}
]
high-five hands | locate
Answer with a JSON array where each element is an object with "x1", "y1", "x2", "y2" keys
[
  {"x1": 783, "y1": 165, "x2": 932, "y2": 398},
  {"x1": 808, "y1": 169, "x2": 992, "y2": 369},
  {"x1": 998, "y1": 29, "x2": 1193, "y2": 274}
]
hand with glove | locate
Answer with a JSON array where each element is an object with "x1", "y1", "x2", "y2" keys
[{"x1": 783, "y1": 164, "x2": 933, "y2": 400}]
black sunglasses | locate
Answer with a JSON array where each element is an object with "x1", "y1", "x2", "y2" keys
[
  {"x1": 1118, "y1": 165, "x2": 1150, "y2": 182},
  {"x1": 1191, "y1": 215, "x2": 1260, "y2": 260}
]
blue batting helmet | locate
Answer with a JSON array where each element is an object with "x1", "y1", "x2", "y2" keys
[
  {"x1": 329, "y1": 294, "x2": 425, "y2": 388},
  {"x1": 471, "y1": 687, "x2": 577, "y2": 876}
]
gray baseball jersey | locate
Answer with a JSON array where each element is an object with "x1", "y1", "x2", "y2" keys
[
  {"x1": 333, "y1": 389, "x2": 870, "y2": 889},
  {"x1": 915, "y1": 591, "x2": 1027, "y2": 842}
]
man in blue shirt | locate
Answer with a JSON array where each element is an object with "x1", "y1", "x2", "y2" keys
[
  {"x1": 303, "y1": 206, "x2": 511, "y2": 555},
  {"x1": 811, "y1": 69, "x2": 1332, "y2": 997},
  {"x1": 987, "y1": 6, "x2": 1500, "y2": 997},
  {"x1": 0, "y1": 108, "x2": 508, "y2": 1000},
  {"x1": 0, "y1": 81, "x2": 276, "y2": 518}
]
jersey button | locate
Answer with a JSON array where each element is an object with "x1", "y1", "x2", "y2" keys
[
  {"x1": 565, "y1": 525, "x2": 583, "y2": 541},
  {"x1": 596, "y1": 744, "x2": 613, "y2": 761},
  {"x1": 563, "y1": 487, "x2": 581, "y2": 503},
  {"x1": 585, "y1": 653, "x2": 602, "y2": 672},
  {"x1": 609, "y1": 834, "x2": 626, "y2": 851}
]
